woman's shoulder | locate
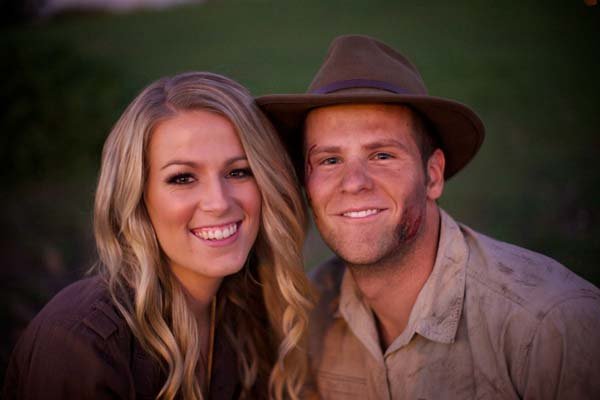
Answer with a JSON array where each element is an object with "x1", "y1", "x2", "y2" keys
[
  {"x1": 28, "y1": 275, "x2": 126, "y2": 340},
  {"x1": 4, "y1": 276, "x2": 137, "y2": 399}
]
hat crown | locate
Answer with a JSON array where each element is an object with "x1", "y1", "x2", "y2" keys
[{"x1": 308, "y1": 35, "x2": 428, "y2": 96}]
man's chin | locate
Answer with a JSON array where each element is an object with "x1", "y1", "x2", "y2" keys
[
  {"x1": 326, "y1": 235, "x2": 413, "y2": 271},
  {"x1": 331, "y1": 246, "x2": 385, "y2": 267}
]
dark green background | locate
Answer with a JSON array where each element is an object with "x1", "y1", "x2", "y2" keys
[{"x1": 1, "y1": 0, "x2": 598, "y2": 382}]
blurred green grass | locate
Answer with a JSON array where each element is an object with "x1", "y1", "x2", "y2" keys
[{"x1": 1, "y1": 0, "x2": 599, "y2": 380}]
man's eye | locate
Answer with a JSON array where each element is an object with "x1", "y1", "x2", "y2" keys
[
  {"x1": 373, "y1": 152, "x2": 393, "y2": 160},
  {"x1": 320, "y1": 157, "x2": 340, "y2": 165},
  {"x1": 228, "y1": 168, "x2": 253, "y2": 179},
  {"x1": 167, "y1": 173, "x2": 195, "y2": 185}
]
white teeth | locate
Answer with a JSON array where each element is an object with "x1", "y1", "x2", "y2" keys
[
  {"x1": 343, "y1": 209, "x2": 379, "y2": 218},
  {"x1": 194, "y1": 223, "x2": 238, "y2": 240}
]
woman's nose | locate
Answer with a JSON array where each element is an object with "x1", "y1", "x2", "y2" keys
[{"x1": 199, "y1": 178, "x2": 231, "y2": 214}]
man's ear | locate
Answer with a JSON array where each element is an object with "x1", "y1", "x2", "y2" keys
[{"x1": 426, "y1": 149, "x2": 445, "y2": 201}]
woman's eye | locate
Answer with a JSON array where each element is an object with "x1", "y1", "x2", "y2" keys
[
  {"x1": 228, "y1": 168, "x2": 253, "y2": 179},
  {"x1": 167, "y1": 173, "x2": 195, "y2": 185}
]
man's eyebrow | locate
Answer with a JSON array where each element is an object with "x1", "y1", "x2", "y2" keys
[
  {"x1": 306, "y1": 145, "x2": 341, "y2": 158},
  {"x1": 307, "y1": 140, "x2": 410, "y2": 158},
  {"x1": 364, "y1": 139, "x2": 410, "y2": 152},
  {"x1": 160, "y1": 155, "x2": 248, "y2": 170}
]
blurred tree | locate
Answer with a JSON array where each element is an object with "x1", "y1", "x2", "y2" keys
[
  {"x1": 0, "y1": 0, "x2": 46, "y2": 26},
  {"x1": 0, "y1": 37, "x2": 130, "y2": 383},
  {"x1": 0, "y1": 40, "x2": 127, "y2": 185}
]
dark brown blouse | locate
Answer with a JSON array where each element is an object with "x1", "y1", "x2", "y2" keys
[{"x1": 3, "y1": 276, "x2": 241, "y2": 399}]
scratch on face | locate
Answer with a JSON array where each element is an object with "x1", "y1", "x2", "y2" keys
[
  {"x1": 397, "y1": 207, "x2": 423, "y2": 243},
  {"x1": 305, "y1": 143, "x2": 317, "y2": 180}
]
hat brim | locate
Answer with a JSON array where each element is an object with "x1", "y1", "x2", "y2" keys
[{"x1": 257, "y1": 92, "x2": 485, "y2": 180}]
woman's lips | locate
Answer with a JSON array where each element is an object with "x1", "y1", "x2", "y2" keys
[{"x1": 190, "y1": 221, "x2": 241, "y2": 242}]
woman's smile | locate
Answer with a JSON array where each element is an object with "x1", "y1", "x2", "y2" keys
[
  {"x1": 144, "y1": 109, "x2": 261, "y2": 295},
  {"x1": 190, "y1": 220, "x2": 242, "y2": 245}
]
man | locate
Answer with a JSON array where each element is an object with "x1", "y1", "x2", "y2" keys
[{"x1": 258, "y1": 35, "x2": 600, "y2": 399}]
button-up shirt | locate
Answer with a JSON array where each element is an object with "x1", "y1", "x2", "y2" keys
[
  {"x1": 3, "y1": 276, "x2": 241, "y2": 400},
  {"x1": 308, "y1": 209, "x2": 600, "y2": 399}
]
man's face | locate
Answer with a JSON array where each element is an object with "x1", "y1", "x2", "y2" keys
[{"x1": 304, "y1": 104, "x2": 444, "y2": 267}]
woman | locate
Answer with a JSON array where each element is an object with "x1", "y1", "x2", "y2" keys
[{"x1": 4, "y1": 72, "x2": 312, "y2": 399}]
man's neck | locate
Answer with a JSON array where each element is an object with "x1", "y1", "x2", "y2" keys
[{"x1": 349, "y1": 205, "x2": 441, "y2": 350}]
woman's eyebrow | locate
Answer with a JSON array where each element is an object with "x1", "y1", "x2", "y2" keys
[
  {"x1": 224, "y1": 155, "x2": 249, "y2": 166},
  {"x1": 160, "y1": 155, "x2": 248, "y2": 170},
  {"x1": 160, "y1": 160, "x2": 198, "y2": 170}
]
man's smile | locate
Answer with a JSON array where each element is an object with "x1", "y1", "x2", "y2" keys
[{"x1": 337, "y1": 208, "x2": 386, "y2": 219}]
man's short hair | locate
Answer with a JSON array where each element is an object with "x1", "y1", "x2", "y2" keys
[{"x1": 407, "y1": 107, "x2": 441, "y2": 171}]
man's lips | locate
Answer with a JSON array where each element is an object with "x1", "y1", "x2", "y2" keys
[
  {"x1": 190, "y1": 221, "x2": 241, "y2": 241},
  {"x1": 337, "y1": 208, "x2": 386, "y2": 219}
]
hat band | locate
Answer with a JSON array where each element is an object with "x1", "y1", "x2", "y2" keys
[{"x1": 310, "y1": 79, "x2": 410, "y2": 95}]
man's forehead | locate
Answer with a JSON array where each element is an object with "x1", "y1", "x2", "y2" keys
[
  {"x1": 306, "y1": 103, "x2": 411, "y2": 123},
  {"x1": 304, "y1": 103, "x2": 415, "y2": 145}
]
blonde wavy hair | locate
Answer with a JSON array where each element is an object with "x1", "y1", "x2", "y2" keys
[{"x1": 93, "y1": 72, "x2": 312, "y2": 399}]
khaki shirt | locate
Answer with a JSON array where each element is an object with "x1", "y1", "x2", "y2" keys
[{"x1": 309, "y1": 209, "x2": 600, "y2": 399}]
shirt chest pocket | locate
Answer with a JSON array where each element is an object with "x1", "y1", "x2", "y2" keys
[{"x1": 317, "y1": 370, "x2": 368, "y2": 400}]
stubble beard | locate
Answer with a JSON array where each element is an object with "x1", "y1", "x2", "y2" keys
[{"x1": 319, "y1": 198, "x2": 427, "y2": 276}]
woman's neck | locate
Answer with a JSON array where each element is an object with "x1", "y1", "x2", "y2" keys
[{"x1": 170, "y1": 266, "x2": 222, "y2": 316}]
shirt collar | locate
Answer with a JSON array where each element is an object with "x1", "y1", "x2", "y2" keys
[
  {"x1": 339, "y1": 267, "x2": 384, "y2": 362},
  {"x1": 406, "y1": 209, "x2": 468, "y2": 346},
  {"x1": 338, "y1": 209, "x2": 468, "y2": 358}
]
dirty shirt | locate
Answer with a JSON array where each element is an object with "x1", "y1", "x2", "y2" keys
[{"x1": 309, "y1": 209, "x2": 600, "y2": 400}]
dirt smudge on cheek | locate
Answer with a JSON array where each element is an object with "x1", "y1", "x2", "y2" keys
[{"x1": 397, "y1": 207, "x2": 423, "y2": 243}]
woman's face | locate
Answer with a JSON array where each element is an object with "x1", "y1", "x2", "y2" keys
[{"x1": 144, "y1": 110, "x2": 261, "y2": 300}]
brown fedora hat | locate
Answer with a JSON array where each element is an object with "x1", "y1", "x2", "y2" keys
[{"x1": 257, "y1": 34, "x2": 485, "y2": 179}]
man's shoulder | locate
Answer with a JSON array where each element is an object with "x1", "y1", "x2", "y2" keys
[{"x1": 460, "y1": 223, "x2": 600, "y2": 318}]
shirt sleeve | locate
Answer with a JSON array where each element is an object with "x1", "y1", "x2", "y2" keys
[
  {"x1": 3, "y1": 316, "x2": 134, "y2": 400},
  {"x1": 520, "y1": 296, "x2": 600, "y2": 399}
]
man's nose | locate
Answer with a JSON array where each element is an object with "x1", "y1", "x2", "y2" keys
[
  {"x1": 199, "y1": 177, "x2": 231, "y2": 214},
  {"x1": 341, "y1": 160, "x2": 373, "y2": 194}
]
